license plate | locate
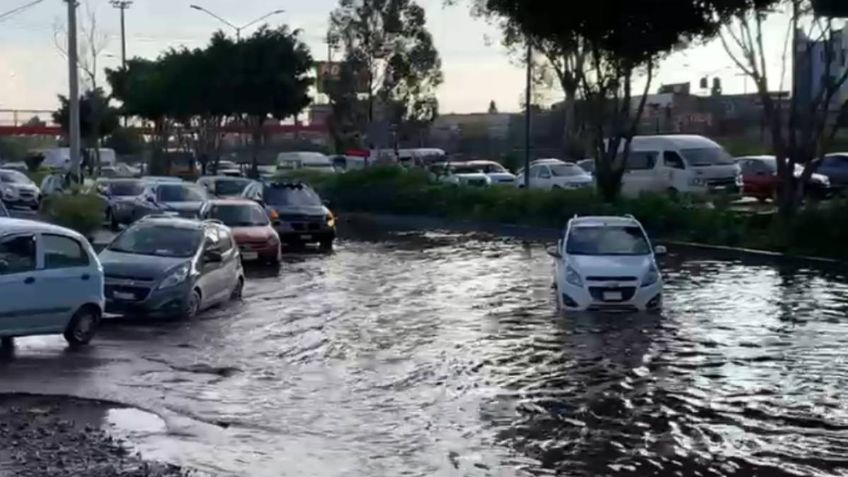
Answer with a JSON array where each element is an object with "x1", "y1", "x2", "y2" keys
[
  {"x1": 603, "y1": 291, "x2": 623, "y2": 301},
  {"x1": 113, "y1": 291, "x2": 135, "y2": 300},
  {"x1": 300, "y1": 234, "x2": 312, "y2": 240},
  {"x1": 241, "y1": 251, "x2": 258, "y2": 260}
]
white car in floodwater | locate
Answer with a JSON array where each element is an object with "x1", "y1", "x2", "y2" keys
[{"x1": 548, "y1": 215, "x2": 666, "y2": 312}]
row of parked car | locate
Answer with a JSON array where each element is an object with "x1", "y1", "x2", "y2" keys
[{"x1": 0, "y1": 175, "x2": 338, "y2": 347}]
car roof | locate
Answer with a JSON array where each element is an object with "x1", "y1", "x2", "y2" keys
[
  {"x1": 135, "y1": 216, "x2": 207, "y2": 229},
  {"x1": 0, "y1": 218, "x2": 87, "y2": 240},
  {"x1": 736, "y1": 155, "x2": 774, "y2": 161},
  {"x1": 570, "y1": 216, "x2": 641, "y2": 228},
  {"x1": 629, "y1": 134, "x2": 721, "y2": 150},
  {"x1": 199, "y1": 176, "x2": 250, "y2": 181},
  {"x1": 531, "y1": 158, "x2": 569, "y2": 165},
  {"x1": 205, "y1": 198, "x2": 260, "y2": 206}
]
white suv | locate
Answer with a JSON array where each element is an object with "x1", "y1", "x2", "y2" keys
[{"x1": 548, "y1": 215, "x2": 665, "y2": 312}]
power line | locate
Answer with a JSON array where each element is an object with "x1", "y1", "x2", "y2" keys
[{"x1": 0, "y1": 0, "x2": 45, "y2": 22}]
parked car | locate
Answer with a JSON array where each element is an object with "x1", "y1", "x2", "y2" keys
[
  {"x1": 516, "y1": 159, "x2": 594, "y2": 190},
  {"x1": 736, "y1": 155, "x2": 831, "y2": 202},
  {"x1": 197, "y1": 176, "x2": 253, "y2": 199},
  {"x1": 0, "y1": 169, "x2": 40, "y2": 210},
  {"x1": 0, "y1": 218, "x2": 104, "y2": 345},
  {"x1": 213, "y1": 160, "x2": 243, "y2": 177},
  {"x1": 330, "y1": 155, "x2": 368, "y2": 172},
  {"x1": 276, "y1": 152, "x2": 336, "y2": 174},
  {"x1": 200, "y1": 199, "x2": 281, "y2": 264},
  {"x1": 0, "y1": 200, "x2": 7, "y2": 217},
  {"x1": 463, "y1": 160, "x2": 517, "y2": 185},
  {"x1": 817, "y1": 153, "x2": 848, "y2": 190},
  {"x1": 128, "y1": 182, "x2": 210, "y2": 222},
  {"x1": 577, "y1": 159, "x2": 595, "y2": 175},
  {"x1": 547, "y1": 215, "x2": 665, "y2": 312},
  {"x1": 99, "y1": 216, "x2": 244, "y2": 319},
  {"x1": 96, "y1": 178, "x2": 147, "y2": 229},
  {"x1": 431, "y1": 162, "x2": 492, "y2": 187},
  {"x1": 242, "y1": 181, "x2": 336, "y2": 249},
  {"x1": 141, "y1": 176, "x2": 183, "y2": 184},
  {"x1": 617, "y1": 135, "x2": 742, "y2": 198},
  {"x1": 0, "y1": 162, "x2": 29, "y2": 173}
]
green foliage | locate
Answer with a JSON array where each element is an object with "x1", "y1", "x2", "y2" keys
[
  {"x1": 103, "y1": 127, "x2": 144, "y2": 155},
  {"x1": 40, "y1": 193, "x2": 106, "y2": 238},
  {"x1": 53, "y1": 88, "x2": 120, "y2": 147},
  {"x1": 309, "y1": 166, "x2": 848, "y2": 260},
  {"x1": 24, "y1": 153, "x2": 44, "y2": 173},
  {"x1": 328, "y1": 0, "x2": 443, "y2": 148}
]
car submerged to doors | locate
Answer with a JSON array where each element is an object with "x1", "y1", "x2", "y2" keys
[
  {"x1": 242, "y1": 181, "x2": 336, "y2": 250},
  {"x1": 99, "y1": 216, "x2": 244, "y2": 319},
  {"x1": 0, "y1": 218, "x2": 104, "y2": 345},
  {"x1": 548, "y1": 215, "x2": 665, "y2": 312}
]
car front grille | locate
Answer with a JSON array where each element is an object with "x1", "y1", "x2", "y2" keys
[
  {"x1": 18, "y1": 190, "x2": 36, "y2": 199},
  {"x1": 586, "y1": 276, "x2": 638, "y2": 282},
  {"x1": 708, "y1": 178, "x2": 736, "y2": 187},
  {"x1": 105, "y1": 273, "x2": 156, "y2": 283},
  {"x1": 589, "y1": 286, "x2": 636, "y2": 303}
]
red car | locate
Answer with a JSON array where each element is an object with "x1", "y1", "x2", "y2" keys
[
  {"x1": 199, "y1": 199, "x2": 281, "y2": 264},
  {"x1": 736, "y1": 155, "x2": 831, "y2": 202}
]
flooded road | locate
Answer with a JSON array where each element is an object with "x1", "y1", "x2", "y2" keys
[{"x1": 2, "y1": 229, "x2": 848, "y2": 476}]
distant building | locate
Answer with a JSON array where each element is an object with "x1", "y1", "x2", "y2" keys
[{"x1": 794, "y1": 27, "x2": 848, "y2": 109}]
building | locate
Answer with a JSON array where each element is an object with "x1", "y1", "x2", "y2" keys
[{"x1": 794, "y1": 27, "x2": 848, "y2": 109}]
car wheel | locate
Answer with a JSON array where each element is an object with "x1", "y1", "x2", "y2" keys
[
  {"x1": 184, "y1": 289, "x2": 201, "y2": 319},
  {"x1": 63, "y1": 306, "x2": 100, "y2": 346},
  {"x1": 230, "y1": 277, "x2": 244, "y2": 301}
]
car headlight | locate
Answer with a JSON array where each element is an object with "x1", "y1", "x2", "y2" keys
[
  {"x1": 565, "y1": 265, "x2": 583, "y2": 287},
  {"x1": 735, "y1": 174, "x2": 744, "y2": 186},
  {"x1": 157, "y1": 263, "x2": 190, "y2": 290},
  {"x1": 641, "y1": 264, "x2": 660, "y2": 287},
  {"x1": 0, "y1": 185, "x2": 19, "y2": 199},
  {"x1": 326, "y1": 212, "x2": 336, "y2": 228}
]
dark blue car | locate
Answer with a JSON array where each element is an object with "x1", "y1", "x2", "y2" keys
[{"x1": 818, "y1": 154, "x2": 848, "y2": 190}]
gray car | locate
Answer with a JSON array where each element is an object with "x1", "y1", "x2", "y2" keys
[
  {"x1": 0, "y1": 169, "x2": 40, "y2": 210},
  {"x1": 96, "y1": 178, "x2": 146, "y2": 229},
  {"x1": 128, "y1": 182, "x2": 210, "y2": 222},
  {"x1": 99, "y1": 216, "x2": 244, "y2": 319}
]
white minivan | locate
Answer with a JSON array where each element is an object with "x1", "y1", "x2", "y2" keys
[
  {"x1": 276, "y1": 152, "x2": 335, "y2": 174},
  {"x1": 617, "y1": 135, "x2": 742, "y2": 198}
]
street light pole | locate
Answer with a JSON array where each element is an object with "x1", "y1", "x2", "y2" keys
[
  {"x1": 189, "y1": 5, "x2": 284, "y2": 41},
  {"x1": 110, "y1": 0, "x2": 132, "y2": 70},
  {"x1": 66, "y1": 0, "x2": 82, "y2": 180},
  {"x1": 524, "y1": 40, "x2": 532, "y2": 189}
]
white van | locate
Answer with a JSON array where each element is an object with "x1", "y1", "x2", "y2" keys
[
  {"x1": 37, "y1": 148, "x2": 116, "y2": 171},
  {"x1": 617, "y1": 135, "x2": 742, "y2": 198},
  {"x1": 276, "y1": 152, "x2": 335, "y2": 174}
]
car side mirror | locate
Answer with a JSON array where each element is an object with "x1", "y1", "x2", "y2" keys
[
  {"x1": 654, "y1": 245, "x2": 668, "y2": 256},
  {"x1": 546, "y1": 246, "x2": 562, "y2": 259},
  {"x1": 204, "y1": 250, "x2": 223, "y2": 263}
]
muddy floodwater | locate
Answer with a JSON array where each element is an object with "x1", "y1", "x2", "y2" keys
[{"x1": 2, "y1": 228, "x2": 848, "y2": 477}]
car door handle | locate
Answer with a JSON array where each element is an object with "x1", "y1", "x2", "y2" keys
[
  {"x1": 81, "y1": 273, "x2": 90, "y2": 281},
  {"x1": 23, "y1": 277, "x2": 35, "y2": 285}
]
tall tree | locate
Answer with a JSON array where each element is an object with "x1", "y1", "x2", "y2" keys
[
  {"x1": 476, "y1": 0, "x2": 763, "y2": 200},
  {"x1": 721, "y1": 0, "x2": 845, "y2": 216},
  {"x1": 329, "y1": 0, "x2": 443, "y2": 149},
  {"x1": 53, "y1": 88, "x2": 119, "y2": 174}
]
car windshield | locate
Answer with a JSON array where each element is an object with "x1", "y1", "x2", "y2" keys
[
  {"x1": 566, "y1": 226, "x2": 651, "y2": 256},
  {"x1": 157, "y1": 184, "x2": 206, "y2": 202},
  {"x1": 106, "y1": 181, "x2": 144, "y2": 196},
  {"x1": 550, "y1": 164, "x2": 585, "y2": 177},
  {"x1": 214, "y1": 179, "x2": 251, "y2": 196},
  {"x1": 208, "y1": 204, "x2": 269, "y2": 226},
  {"x1": 451, "y1": 165, "x2": 484, "y2": 174},
  {"x1": 109, "y1": 224, "x2": 202, "y2": 258},
  {"x1": 0, "y1": 170, "x2": 32, "y2": 184},
  {"x1": 682, "y1": 147, "x2": 735, "y2": 166},
  {"x1": 264, "y1": 185, "x2": 322, "y2": 207}
]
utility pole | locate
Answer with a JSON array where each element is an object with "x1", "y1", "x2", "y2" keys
[
  {"x1": 524, "y1": 40, "x2": 532, "y2": 188},
  {"x1": 110, "y1": 0, "x2": 132, "y2": 70},
  {"x1": 66, "y1": 0, "x2": 82, "y2": 180}
]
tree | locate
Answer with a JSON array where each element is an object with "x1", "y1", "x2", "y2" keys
[
  {"x1": 329, "y1": 0, "x2": 443, "y2": 149},
  {"x1": 53, "y1": 88, "x2": 120, "y2": 173},
  {"x1": 475, "y1": 0, "x2": 762, "y2": 200},
  {"x1": 488, "y1": 100, "x2": 498, "y2": 114},
  {"x1": 721, "y1": 0, "x2": 845, "y2": 216}
]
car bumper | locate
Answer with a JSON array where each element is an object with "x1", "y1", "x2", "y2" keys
[
  {"x1": 274, "y1": 226, "x2": 336, "y2": 244},
  {"x1": 559, "y1": 280, "x2": 663, "y2": 312},
  {"x1": 238, "y1": 242, "x2": 280, "y2": 261},
  {"x1": 105, "y1": 282, "x2": 192, "y2": 318},
  {"x1": 2, "y1": 197, "x2": 39, "y2": 209}
]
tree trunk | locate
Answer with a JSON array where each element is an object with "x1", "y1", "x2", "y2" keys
[{"x1": 250, "y1": 116, "x2": 262, "y2": 179}]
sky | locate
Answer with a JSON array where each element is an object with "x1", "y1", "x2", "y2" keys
[{"x1": 0, "y1": 0, "x2": 796, "y2": 116}]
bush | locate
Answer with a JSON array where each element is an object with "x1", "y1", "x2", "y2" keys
[{"x1": 40, "y1": 193, "x2": 106, "y2": 238}]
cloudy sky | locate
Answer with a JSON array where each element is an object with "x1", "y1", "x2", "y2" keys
[{"x1": 0, "y1": 0, "x2": 793, "y2": 115}]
